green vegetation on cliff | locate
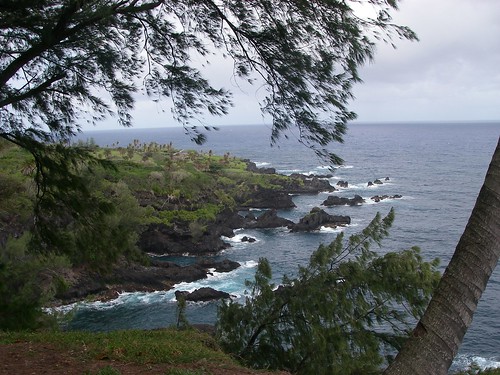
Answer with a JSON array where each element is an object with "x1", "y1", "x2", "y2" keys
[{"x1": 0, "y1": 138, "x2": 306, "y2": 330}]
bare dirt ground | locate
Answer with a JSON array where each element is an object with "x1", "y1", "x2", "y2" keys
[{"x1": 0, "y1": 341, "x2": 289, "y2": 375}]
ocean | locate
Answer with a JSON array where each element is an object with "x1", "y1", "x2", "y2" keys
[{"x1": 68, "y1": 122, "x2": 500, "y2": 372}]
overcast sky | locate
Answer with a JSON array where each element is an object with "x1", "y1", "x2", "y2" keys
[
  {"x1": 92, "y1": 0, "x2": 500, "y2": 130},
  {"x1": 351, "y1": 0, "x2": 500, "y2": 123}
]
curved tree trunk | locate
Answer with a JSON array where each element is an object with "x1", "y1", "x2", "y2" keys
[{"x1": 384, "y1": 138, "x2": 500, "y2": 375}]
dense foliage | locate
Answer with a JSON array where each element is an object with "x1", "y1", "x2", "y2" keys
[
  {"x1": 0, "y1": 0, "x2": 416, "y2": 161},
  {"x1": 0, "y1": 139, "x2": 306, "y2": 329},
  {"x1": 217, "y1": 210, "x2": 441, "y2": 374},
  {"x1": 0, "y1": 2, "x2": 419, "y2": 330}
]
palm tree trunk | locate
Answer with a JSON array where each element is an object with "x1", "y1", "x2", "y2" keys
[{"x1": 384, "y1": 138, "x2": 500, "y2": 375}]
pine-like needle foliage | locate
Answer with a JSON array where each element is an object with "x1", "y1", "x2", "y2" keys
[
  {"x1": 0, "y1": 0, "x2": 417, "y2": 248},
  {"x1": 217, "y1": 209, "x2": 440, "y2": 375},
  {"x1": 0, "y1": 0, "x2": 417, "y2": 162}
]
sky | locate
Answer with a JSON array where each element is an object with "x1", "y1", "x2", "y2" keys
[
  {"x1": 91, "y1": 0, "x2": 500, "y2": 130},
  {"x1": 350, "y1": 0, "x2": 500, "y2": 123}
]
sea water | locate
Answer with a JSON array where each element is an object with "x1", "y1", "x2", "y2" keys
[{"x1": 69, "y1": 122, "x2": 500, "y2": 372}]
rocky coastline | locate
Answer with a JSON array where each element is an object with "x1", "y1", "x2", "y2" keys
[{"x1": 54, "y1": 162, "x2": 400, "y2": 305}]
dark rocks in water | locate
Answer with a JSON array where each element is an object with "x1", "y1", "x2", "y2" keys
[
  {"x1": 138, "y1": 207, "x2": 247, "y2": 256},
  {"x1": 289, "y1": 207, "x2": 350, "y2": 232},
  {"x1": 176, "y1": 287, "x2": 231, "y2": 302},
  {"x1": 368, "y1": 177, "x2": 389, "y2": 186},
  {"x1": 196, "y1": 258, "x2": 241, "y2": 273},
  {"x1": 322, "y1": 194, "x2": 364, "y2": 206},
  {"x1": 213, "y1": 207, "x2": 246, "y2": 231},
  {"x1": 146, "y1": 260, "x2": 208, "y2": 283},
  {"x1": 302, "y1": 177, "x2": 335, "y2": 193},
  {"x1": 245, "y1": 160, "x2": 276, "y2": 174},
  {"x1": 174, "y1": 290, "x2": 189, "y2": 300},
  {"x1": 241, "y1": 236, "x2": 256, "y2": 243},
  {"x1": 55, "y1": 258, "x2": 241, "y2": 304},
  {"x1": 244, "y1": 209, "x2": 294, "y2": 229},
  {"x1": 138, "y1": 206, "x2": 293, "y2": 257},
  {"x1": 138, "y1": 222, "x2": 230, "y2": 256},
  {"x1": 55, "y1": 261, "x2": 206, "y2": 303},
  {"x1": 336, "y1": 180, "x2": 349, "y2": 188},
  {"x1": 286, "y1": 173, "x2": 335, "y2": 193},
  {"x1": 238, "y1": 186, "x2": 296, "y2": 209},
  {"x1": 370, "y1": 194, "x2": 403, "y2": 203}
]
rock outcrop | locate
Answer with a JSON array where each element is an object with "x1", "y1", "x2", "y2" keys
[
  {"x1": 243, "y1": 209, "x2": 293, "y2": 229},
  {"x1": 370, "y1": 194, "x2": 403, "y2": 202},
  {"x1": 237, "y1": 186, "x2": 296, "y2": 209},
  {"x1": 137, "y1": 165, "x2": 340, "y2": 256},
  {"x1": 286, "y1": 173, "x2": 336, "y2": 194},
  {"x1": 138, "y1": 222, "x2": 231, "y2": 256},
  {"x1": 322, "y1": 194, "x2": 365, "y2": 206},
  {"x1": 196, "y1": 259, "x2": 240, "y2": 273},
  {"x1": 245, "y1": 161, "x2": 276, "y2": 174},
  {"x1": 55, "y1": 259, "x2": 240, "y2": 304},
  {"x1": 175, "y1": 287, "x2": 231, "y2": 302},
  {"x1": 288, "y1": 207, "x2": 350, "y2": 232},
  {"x1": 367, "y1": 177, "x2": 390, "y2": 187}
]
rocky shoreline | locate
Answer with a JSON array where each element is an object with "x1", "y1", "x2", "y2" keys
[{"x1": 53, "y1": 161, "x2": 400, "y2": 306}]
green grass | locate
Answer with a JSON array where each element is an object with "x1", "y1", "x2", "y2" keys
[{"x1": 0, "y1": 328, "x2": 231, "y2": 366}]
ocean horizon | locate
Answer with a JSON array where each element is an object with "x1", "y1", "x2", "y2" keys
[{"x1": 71, "y1": 121, "x2": 500, "y2": 372}]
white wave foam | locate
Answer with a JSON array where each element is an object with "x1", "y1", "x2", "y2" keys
[
  {"x1": 51, "y1": 291, "x2": 172, "y2": 313},
  {"x1": 170, "y1": 260, "x2": 259, "y2": 300},
  {"x1": 148, "y1": 252, "x2": 193, "y2": 257},
  {"x1": 49, "y1": 259, "x2": 260, "y2": 313},
  {"x1": 248, "y1": 208, "x2": 266, "y2": 212},
  {"x1": 338, "y1": 165, "x2": 354, "y2": 169},
  {"x1": 342, "y1": 183, "x2": 366, "y2": 190},
  {"x1": 453, "y1": 354, "x2": 500, "y2": 371},
  {"x1": 221, "y1": 233, "x2": 259, "y2": 244},
  {"x1": 319, "y1": 226, "x2": 346, "y2": 233},
  {"x1": 363, "y1": 196, "x2": 405, "y2": 205},
  {"x1": 277, "y1": 169, "x2": 303, "y2": 175},
  {"x1": 255, "y1": 161, "x2": 271, "y2": 167},
  {"x1": 44, "y1": 303, "x2": 78, "y2": 315},
  {"x1": 242, "y1": 260, "x2": 259, "y2": 268},
  {"x1": 361, "y1": 197, "x2": 378, "y2": 205}
]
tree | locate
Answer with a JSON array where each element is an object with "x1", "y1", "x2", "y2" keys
[
  {"x1": 0, "y1": 0, "x2": 417, "y2": 255},
  {"x1": 383, "y1": 139, "x2": 500, "y2": 375},
  {"x1": 217, "y1": 210, "x2": 441, "y2": 374},
  {"x1": 0, "y1": 0, "x2": 416, "y2": 160},
  {"x1": 0, "y1": 233, "x2": 70, "y2": 330}
]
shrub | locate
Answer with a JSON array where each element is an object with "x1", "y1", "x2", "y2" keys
[{"x1": 217, "y1": 210, "x2": 440, "y2": 375}]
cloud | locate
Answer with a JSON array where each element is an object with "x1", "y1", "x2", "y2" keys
[
  {"x1": 87, "y1": 0, "x2": 500, "y2": 130},
  {"x1": 352, "y1": 0, "x2": 500, "y2": 122}
]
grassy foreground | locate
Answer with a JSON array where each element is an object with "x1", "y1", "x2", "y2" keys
[
  {"x1": 1, "y1": 328, "x2": 498, "y2": 375},
  {"x1": 0, "y1": 328, "x2": 288, "y2": 375}
]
